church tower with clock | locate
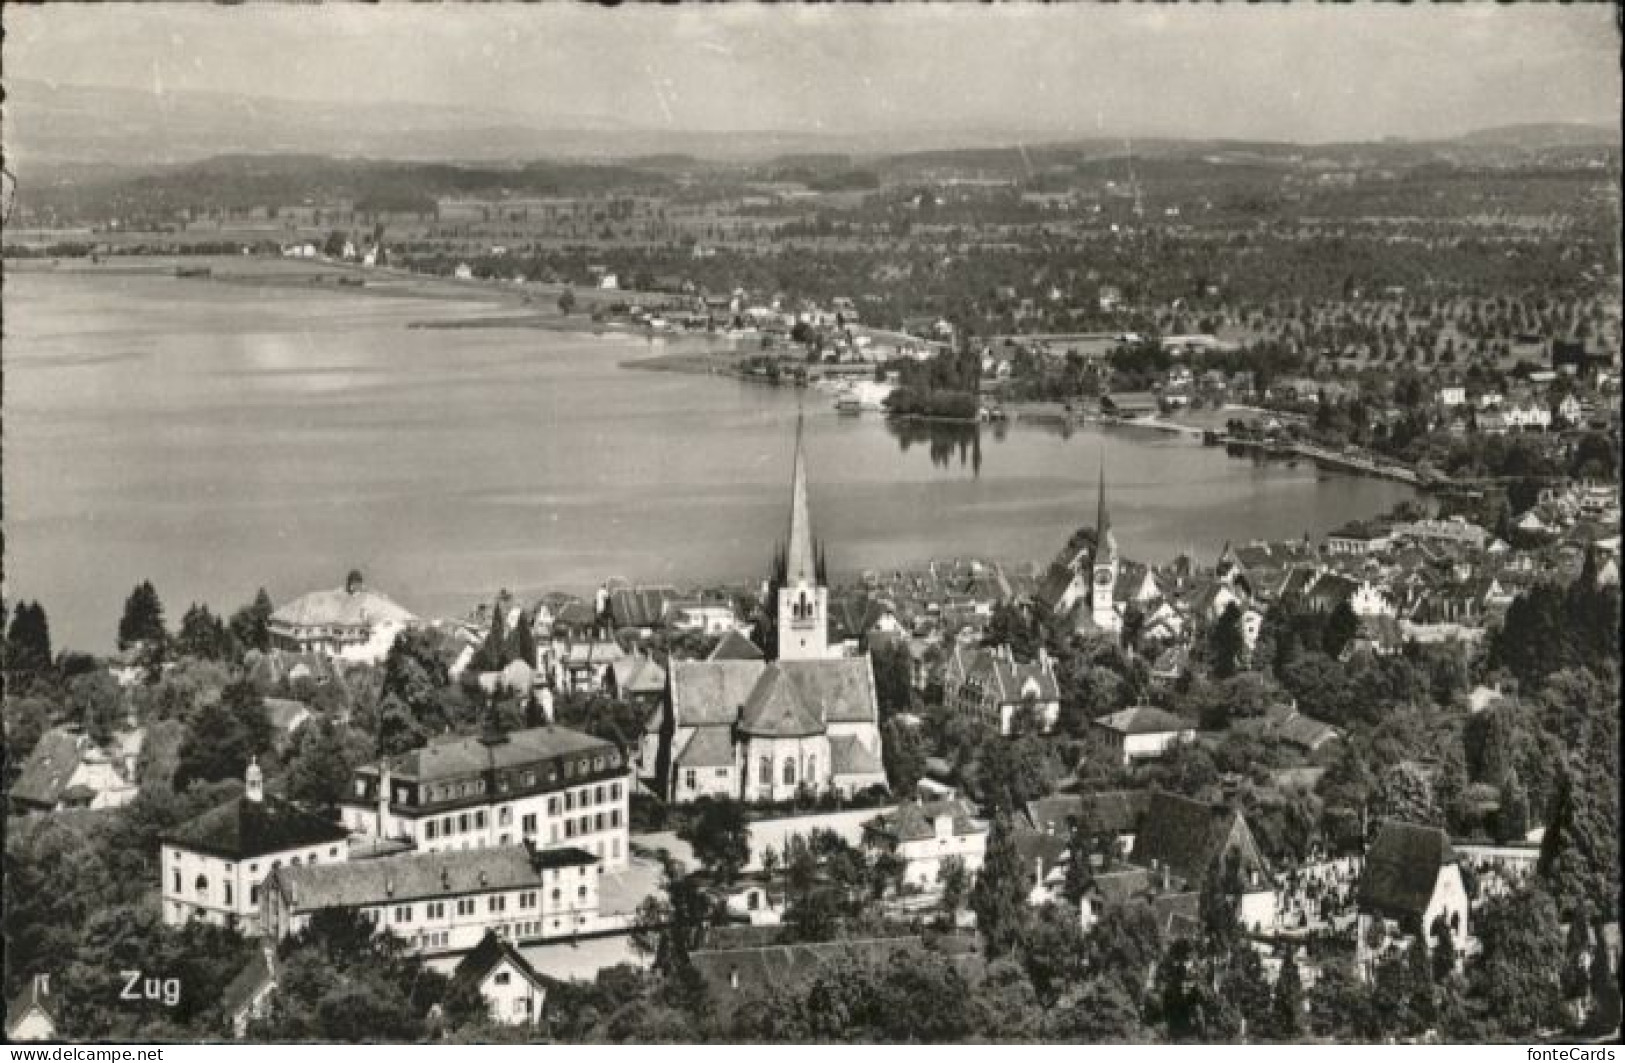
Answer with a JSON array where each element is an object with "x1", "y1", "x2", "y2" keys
[{"x1": 1091, "y1": 460, "x2": 1121, "y2": 633}]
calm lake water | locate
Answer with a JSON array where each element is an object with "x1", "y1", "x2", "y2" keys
[{"x1": 4, "y1": 270, "x2": 1415, "y2": 653}]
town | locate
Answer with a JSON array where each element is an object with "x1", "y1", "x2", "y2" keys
[
  {"x1": 5, "y1": 394, "x2": 1620, "y2": 1041},
  {"x1": 4, "y1": 2, "x2": 1621, "y2": 1050}
]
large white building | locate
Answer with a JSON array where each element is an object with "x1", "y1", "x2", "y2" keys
[
  {"x1": 340, "y1": 725, "x2": 632, "y2": 871},
  {"x1": 268, "y1": 570, "x2": 416, "y2": 664},
  {"x1": 161, "y1": 760, "x2": 351, "y2": 935},
  {"x1": 262, "y1": 841, "x2": 600, "y2": 958},
  {"x1": 863, "y1": 799, "x2": 988, "y2": 890}
]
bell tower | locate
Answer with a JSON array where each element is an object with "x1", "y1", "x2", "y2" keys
[
  {"x1": 777, "y1": 413, "x2": 830, "y2": 661},
  {"x1": 1091, "y1": 458, "x2": 1121, "y2": 632}
]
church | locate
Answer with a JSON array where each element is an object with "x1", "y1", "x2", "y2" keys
[
  {"x1": 1036, "y1": 460, "x2": 1125, "y2": 635},
  {"x1": 648, "y1": 417, "x2": 889, "y2": 804}
]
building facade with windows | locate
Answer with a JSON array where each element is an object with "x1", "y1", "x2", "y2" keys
[
  {"x1": 262, "y1": 842, "x2": 599, "y2": 957},
  {"x1": 160, "y1": 760, "x2": 351, "y2": 934},
  {"x1": 339, "y1": 725, "x2": 631, "y2": 870}
]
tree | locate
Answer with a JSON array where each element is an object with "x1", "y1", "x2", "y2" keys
[
  {"x1": 4, "y1": 601, "x2": 53, "y2": 683},
  {"x1": 880, "y1": 717, "x2": 926, "y2": 796},
  {"x1": 870, "y1": 639, "x2": 915, "y2": 717},
  {"x1": 1470, "y1": 887, "x2": 1564, "y2": 1038},
  {"x1": 937, "y1": 855, "x2": 969, "y2": 930},
  {"x1": 1272, "y1": 945, "x2": 1304, "y2": 1039},
  {"x1": 284, "y1": 716, "x2": 369, "y2": 812},
  {"x1": 1021, "y1": 902, "x2": 1088, "y2": 1007},
  {"x1": 970, "y1": 814, "x2": 1030, "y2": 959},
  {"x1": 676, "y1": 797, "x2": 751, "y2": 885},
  {"x1": 1374, "y1": 759, "x2": 1442, "y2": 828},
  {"x1": 173, "y1": 681, "x2": 272, "y2": 790},
  {"x1": 175, "y1": 604, "x2": 233, "y2": 661},
  {"x1": 1061, "y1": 819, "x2": 1096, "y2": 905},
  {"x1": 472, "y1": 599, "x2": 510, "y2": 673},
  {"x1": 1322, "y1": 600, "x2": 1359, "y2": 659},
  {"x1": 1208, "y1": 603, "x2": 1247, "y2": 679},
  {"x1": 118, "y1": 580, "x2": 167, "y2": 650},
  {"x1": 1494, "y1": 769, "x2": 1530, "y2": 843},
  {"x1": 4, "y1": 696, "x2": 53, "y2": 761},
  {"x1": 228, "y1": 589, "x2": 275, "y2": 655},
  {"x1": 68, "y1": 671, "x2": 125, "y2": 745},
  {"x1": 513, "y1": 609, "x2": 538, "y2": 669}
]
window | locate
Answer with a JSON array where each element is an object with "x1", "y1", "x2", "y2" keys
[
  {"x1": 685, "y1": 769, "x2": 697, "y2": 790},
  {"x1": 173, "y1": 870, "x2": 181, "y2": 893},
  {"x1": 395, "y1": 906, "x2": 413, "y2": 923},
  {"x1": 759, "y1": 757, "x2": 771, "y2": 786},
  {"x1": 595, "y1": 813, "x2": 605, "y2": 832},
  {"x1": 548, "y1": 796, "x2": 560, "y2": 816},
  {"x1": 807, "y1": 755, "x2": 816, "y2": 782},
  {"x1": 494, "y1": 972, "x2": 511, "y2": 986},
  {"x1": 595, "y1": 785, "x2": 605, "y2": 804},
  {"x1": 459, "y1": 813, "x2": 471, "y2": 833},
  {"x1": 489, "y1": 896, "x2": 506, "y2": 913},
  {"x1": 499, "y1": 807, "x2": 512, "y2": 827},
  {"x1": 195, "y1": 874, "x2": 209, "y2": 895},
  {"x1": 224, "y1": 883, "x2": 234, "y2": 905},
  {"x1": 250, "y1": 885, "x2": 260, "y2": 906},
  {"x1": 520, "y1": 891, "x2": 537, "y2": 909},
  {"x1": 522, "y1": 814, "x2": 537, "y2": 835},
  {"x1": 457, "y1": 898, "x2": 476, "y2": 916},
  {"x1": 291, "y1": 856, "x2": 302, "y2": 867},
  {"x1": 611, "y1": 782, "x2": 622, "y2": 800},
  {"x1": 611, "y1": 809, "x2": 621, "y2": 828},
  {"x1": 523, "y1": 770, "x2": 536, "y2": 787},
  {"x1": 329, "y1": 847, "x2": 339, "y2": 858},
  {"x1": 565, "y1": 792, "x2": 574, "y2": 812},
  {"x1": 475, "y1": 810, "x2": 488, "y2": 830},
  {"x1": 551, "y1": 889, "x2": 561, "y2": 902},
  {"x1": 565, "y1": 821, "x2": 575, "y2": 839},
  {"x1": 783, "y1": 758, "x2": 796, "y2": 786},
  {"x1": 577, "y1": 886, "x2": 588, "y2": 900},
  {"x1": 426, "y1": 821, "x2": 438, "y2": 841},
  {"x1": 427, "y1": 902, "x2": 445, "y2": 919}
]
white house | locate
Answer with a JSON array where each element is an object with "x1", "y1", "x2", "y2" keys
[
  {"x1": 10, "y1": 727, "x2": 138, "y2": 813},
  {"x1": 161, "y1": 760, "x2": 351, "y2": 935},
  {"x1": 5, "y1": 975, "x2": 58, "y2": 1042},
  {"x1": 339, "y1": 725, "x2": 632, "y2": 870},
  {"x1": 1504, "y1": 401, "x2": 1552, "y2": 432},
  {"x1": 1093, "y1": 705, "x2": 1197, "y2": 766},
  {"x1": 449, "y1": 933, "x2": 551, "y2": 1026},
  {"x1": 262, "y1": 842, "x2": 600, "y2": 957},
  {"x1": 268, "y1": 571, "x2": 416, "y2": 665},
  {"x1": 863, "y1": 799, "x2": 989, "y2": 891}
]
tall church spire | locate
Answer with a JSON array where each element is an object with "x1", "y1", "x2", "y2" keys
[
  {"x1": 785, "y1": 410, "x2": 817, "y2": 585},
  {"x1": 1096, "y1": 455, "x2": 1110, "y2": 541}
]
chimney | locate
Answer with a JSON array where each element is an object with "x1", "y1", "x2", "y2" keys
[
  {"x1": 385, "y1": 877, "x2": 394, "y2": 897},
  {"x1": 377, "y1": 764, "x2": 392, "y2": 838},
  {"x1": 245, "y1": 757, "x2": 265, "y2": 804},
  {"x1": 346, "y1": 569, "x2": 365, "y2": 595}
]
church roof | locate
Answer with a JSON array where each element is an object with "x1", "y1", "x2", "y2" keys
[
  {"x1": 828, "y1": 734, "x2": 884, "y2": 777},
  {"x1": 779, "y1": 658, "x2": 879, "y2": 724},
  {"x1": 784, "y1": 413, "x2": 819, "y2": 585},
  {"x1": 1132, "y1": 791, "x2": 1267, "y2": 891},
  {"x1": 670, "y1": 660, "x2": 768, "y2": 727},
  {"x1": 708, "y1": 630, "x2": 765, "y2": 661},
  {"x1": 675, "y1": 725, "x2": 736, "y2": 768},
  {"x1": 739, "y1": 665, "x2": 826, "y2": 738},
  {"x1": 1359, "y1": 820, "x2": 1457, "y2": 922}
]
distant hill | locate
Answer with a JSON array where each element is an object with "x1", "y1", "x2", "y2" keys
[{"x1": 1453, "y1": 122, "x2": 1620, "y2": 149}]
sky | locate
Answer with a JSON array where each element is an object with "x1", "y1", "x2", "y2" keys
[{"x1": 6, "y1": 3, "x2": 1621, "y2": 143}]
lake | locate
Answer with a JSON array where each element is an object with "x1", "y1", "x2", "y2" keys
[{"x1": 3, "y1": 269, "x2": 1415, "y2": 653}]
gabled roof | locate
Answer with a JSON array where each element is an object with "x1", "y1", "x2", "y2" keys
[
  {"x1": 670, "y1": 660, "x2": 768, "y2": 727},
  {"x1": 10, "y1": 729, "x2": 89, "y2": 809},
  {"x1": 5, "y1": 977, "x2": 56, "y2": 1039},
  {"x1": 1132, "y1": 791, "x2": 1267, "y2": 891},
  {"x1": 1075, "y1": 790, "x2": 1152, "y2": 836},
  {"x1": 610, "y1": 654, "x2": 667, "y2": 695},
  {"x1": 739, "y1": 665, "x2": 825, "y2": 738},
  {"x1": 164, "y1": 794, "x2": 350, "y2": 861},
  {"x1": 1359, "y1": 820, "x2": 1457, "y2": 922},
  {"x1": 219, "y1": 948, "x2": 275, "y2": 1023},
  {"x1": 828, "y1": 734, "x2": 884, "y2": 778},
  {"x1": 1094, "y1": 705, "x2": 1192, "y2": 736},
  {"x1": 708, "y1": 630, "x2": 765, "y2": 661},
  {"x1": 865, "y1": 799, "x2": 985, "y2": 844},
  {"x1": 674, "y1": 726, "x2": 735, "y2": 769},
  {"x1": 609, "y1": 587, "x2": 679, "y2": 630},
  {"x1": 453, "y1": 931, "x2": 551, "y2": 993},
  {"x1": 269, "y1": 843, "x2": 595, "y2": 912}
]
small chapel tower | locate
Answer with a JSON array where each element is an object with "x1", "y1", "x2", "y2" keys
[{"x1": 776, "y1": 414, "x2": 831, "y2": 661}]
